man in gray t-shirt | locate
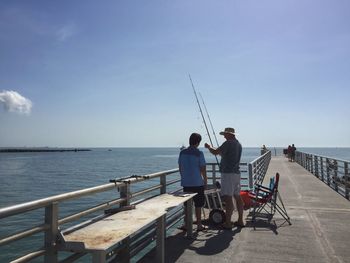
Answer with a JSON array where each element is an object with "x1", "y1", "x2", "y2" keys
[
  {"x1": 219, "y1": 139, "x2": 242, "y2": 174},
  {"x1": 205, "y1": 127, "x2": 245, "y2": 229}
]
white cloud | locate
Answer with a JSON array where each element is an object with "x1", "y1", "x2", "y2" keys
[
  {"x1": 0, "y1": 90, "x2": 33, "y2": 114},
  {"x1": 0, "y1": 7, "x2": 78, "y2": 43},
  {"x1": 56, "y1": 23, "x2": 77, "y2": 42}
]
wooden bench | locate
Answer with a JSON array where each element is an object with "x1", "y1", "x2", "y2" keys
[{"x1": 58, "y1": 192, "x2": 196, "y2": 263}]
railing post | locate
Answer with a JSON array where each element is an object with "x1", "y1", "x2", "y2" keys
[
  {"x1": 44, "y1": 202, "x2": 58, "y2": 263},
  {"x1": 160, "y1": 174, "x2": 166, "y2": 194},
  {"x1": 266, "y1": 151, "x2": 271, "y2": 174},
  {"x1": 301, "y1": 152, "x2": 304, "y2": 165},
  {"x1": 305, "y1": 154, "x2": 309, "y2": 170},
  {"x1": 254, "y1": 163, "x2": 258, "y2": 182},
  {"x1": 334, "y1": 160, "x2": 338, "y2": 192},
  {"x1": 248, "y1": 163, "x2": 253, "y2": 189},
  {"x1": 212, "y1": 164, "x2": 217, "y2": 185},
  {"x1": 305, "y1": 154, "x2": 308, "y2": 170},
  {"x1": 326, "y1": 158, "x2": 331, "y2": 185},
  {"x1": 120, "y1": 183, "x2": 131, "y2": 206},
  {"x1": 311, "y1": 155, "x2": 314, "y2": 174},
  {"x1": 300, "y1": 152, "x2": 303, "y2": 164},
  {"x1": 156, "y1": 215, "x2": 166, "y2": 263},
  {"x1": 119, "y1": 183, "x2": 131, "y2": 262},
  {"x1": 344, "y1": 162, "x2": 349, "y2": 200},
  {"x1": 309, "y1": 155, "x2": 313, "y2": 172},
  {"x1": 296, "y1": 151, "x2": 300, "y2": 164},
  {"x1": 320, "y1": 157, "x2": 324, "y2": 181},
  {"x1": 314, "y1": 156, "x2": 319, "y2": 178}
]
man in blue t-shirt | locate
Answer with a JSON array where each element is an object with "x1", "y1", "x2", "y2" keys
[{"x1": 178, "y1": 133, "x2": 207, "y2": 231}]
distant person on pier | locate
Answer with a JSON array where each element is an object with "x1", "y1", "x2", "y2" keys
[
  {"x1": 178, "y1": 133, "x2": 208, "y2": 232},
  {"x1": 204, "y1": 127, "x2": 244, "y2": 229},
  {"x1": 291, "y1": 144, "x2": 296, "y2": 162},
  {"x1": 287, "y1": 145, "x2": 292, "y2": 161},
  {"x1": 261, "y1": 144, "x2": 268, "y2": 155}
]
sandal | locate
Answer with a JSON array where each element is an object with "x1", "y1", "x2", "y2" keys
[
  {"x1": 233, "y1": 221, "x2": 245, "y2": 228},
  {"x1": 196, "y1": 225, "x2": 208, "y2": 232}
]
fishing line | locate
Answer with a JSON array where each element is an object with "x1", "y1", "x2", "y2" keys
[
  {"x1": 199, "y1": 92, "x2": 219, "y2": 148},
  {"x1": 189, "y1": 74, "x2": 220, "y2": 167}
]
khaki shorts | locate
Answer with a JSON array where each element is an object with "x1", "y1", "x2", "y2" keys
[{"x1": 220, "y1": 172, "x2": 241, "y2": 196}]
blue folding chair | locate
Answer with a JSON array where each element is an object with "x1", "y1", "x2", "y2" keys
[{"x1": 248, "y1": 173, "x2": 291, "y2": 227}]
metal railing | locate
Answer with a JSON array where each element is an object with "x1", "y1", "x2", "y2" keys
[
  {"x1": 1, "y1": 168, "x2": 179, "y2": 263},
  {"x1": 295, "y1": 151, "x2": 350, "y2": 200},
  {"x1": 0, "y1": 155, "x2": 270, "y2": 263},
  {"x1": 248, "y1": 150, "x2": 272, "y2": 188}
]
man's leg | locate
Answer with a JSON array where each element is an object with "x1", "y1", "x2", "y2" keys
[
  {"x1": 195, "y1": 186, "x2": 206, "y2": 230},
  {"x1": 234, "y1": 194, "x2": 244, "y2": 226},
  {"x1": 195, "y1": 207, "x2": 202, "y2": 227},
  {"x1": 224, "y1": 195, "x2": 234, "y2": 225}
]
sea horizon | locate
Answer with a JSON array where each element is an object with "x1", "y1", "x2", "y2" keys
[{"x1": 0, "y1": 145, "x2": 350, "y2": 150}]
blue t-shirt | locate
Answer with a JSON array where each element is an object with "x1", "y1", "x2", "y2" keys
[{"x1": 178, "y1": 146, "x2": 206, "y2": 187}]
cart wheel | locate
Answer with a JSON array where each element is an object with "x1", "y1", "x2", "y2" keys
[{"x1": 209, "y1": 209, "x2": 225, "y2": 225}]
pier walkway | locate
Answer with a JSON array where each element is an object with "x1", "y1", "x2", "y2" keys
[{"x1": 142, "y1": 156, "x2": 350, "y2": 263}]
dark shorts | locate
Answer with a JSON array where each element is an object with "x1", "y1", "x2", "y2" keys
[{"x1": 183, "y1": 186, "x2": 205, "y2": 208}]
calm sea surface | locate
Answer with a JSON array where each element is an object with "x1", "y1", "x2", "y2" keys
[
  {"x1": 0, "y1": 147, "x2": 261, "y2": 208},
  {"x1": 0, "y1": 147, "x2": 349, "y2": 262}
]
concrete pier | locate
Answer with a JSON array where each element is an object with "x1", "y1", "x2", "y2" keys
[{"x1": 142, "y1": 156, "x2": 350, "y2": 263}]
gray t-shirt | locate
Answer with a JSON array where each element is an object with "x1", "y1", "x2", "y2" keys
[{"x1": 218, "y1": 139, "x2": 242, "y2": 173}]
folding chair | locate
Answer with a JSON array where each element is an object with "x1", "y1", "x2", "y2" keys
[{"x1": 248, "y1": 173, "x2": 291, "y2": 226}]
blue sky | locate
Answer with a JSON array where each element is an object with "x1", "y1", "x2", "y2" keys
[{"x1": 0, "y1": 0, "x2": 349, "y2": 147}]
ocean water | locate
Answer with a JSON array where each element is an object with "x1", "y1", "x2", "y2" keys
[
  {"x1": 0, "y1": 147, "x2": 260, "y2": 208},
  {"x1": 0, "y1": 147, "x2": 349, "y2": 262}
]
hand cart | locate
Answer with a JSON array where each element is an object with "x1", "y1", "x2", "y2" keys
[{"x1": 203, "y1": 185, "x2": 226, "y2": 225}]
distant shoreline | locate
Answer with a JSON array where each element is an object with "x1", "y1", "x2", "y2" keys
[{"x1": 0, "y1": 148, "x2": 91, "y2": 153}]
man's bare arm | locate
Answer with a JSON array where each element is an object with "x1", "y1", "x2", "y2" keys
[{"x1": 204, "y1": 143, "x2": 221, "y2": 155}]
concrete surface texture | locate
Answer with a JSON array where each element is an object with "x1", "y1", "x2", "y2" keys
[{"x1": 141, "y1": 156, "x2": 350, "y2": 263}]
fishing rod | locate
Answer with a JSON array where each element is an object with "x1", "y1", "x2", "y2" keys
[
  {"x1": 189, "y1": 74, "x2": 220, "y2": 166},
  {"x1": 199, "y1": 92, "x2": 219, "y2": 148}
]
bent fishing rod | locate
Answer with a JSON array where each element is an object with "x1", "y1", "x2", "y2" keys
[{"x1": 189, "y1": 74, "x2": 220, "y2": 167}]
